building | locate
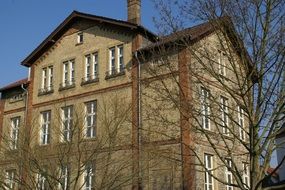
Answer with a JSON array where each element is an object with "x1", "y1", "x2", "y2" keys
[
  {"x1": 0, "y1": 0, "x2": 250, "y2": 189},
  {"x1": 262, "y1": 126, "x2": 285, "y2": 190}
]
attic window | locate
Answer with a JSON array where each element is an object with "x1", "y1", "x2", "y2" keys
[
  {"x1": 77, "y1": 32, "x2": 83, "y2": 44},
  {"x1": 10, "y1": 93, "x2": 24, "y2": 103}
]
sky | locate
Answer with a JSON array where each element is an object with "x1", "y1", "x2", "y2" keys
[{"x1": 0, "y1": 0, "x2": 158, "y2": 88}]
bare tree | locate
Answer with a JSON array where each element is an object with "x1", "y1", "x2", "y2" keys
[
  {"x1": 135, "y1": 0, "x2": 285, "y2": 189},
  {"x1": 0, "y1": 93, "x2": 136, "y2": 189}
]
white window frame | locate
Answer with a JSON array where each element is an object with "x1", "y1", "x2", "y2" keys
[
  {"x1": 62, "y1": 60, "x2": 75, "y2": 87},
  {"x1": 59, "y1": 165, "x2": 69, "y2": 190},
  {"x1": 61, "y1": 106, "x2": 73, "y2": 142},
  {"x1": 85, "y1": 101, "x2": 97, "y2": 138},
  {"x1": 219, "y1": 51, "x2": 226, "y2": 76},
  {"x1": 201, "y1": 88, "x2": 211, "y2": 130},
  {"x1": 242, "y1": 162, "x2": 249, "y2": 189},
  {"x1": 117, "y1": 45, "x2": 124, "y2": 72},
  {"x1": 10, "y1": 117, "x2": 20, "y2": 150},
  {"x1": 225, "y1": 159, "x2": 233, "y2": 190},
  {"x1": 93, "y1": 53, "x2": 98, "y2": 79},
  {"x1": 238, "y1": 106, "x2": 246, "y2": 141},
  {"x1": 109, "y1": 47, "x2": 116, "y2": 75},
  {"x1": 108, "y1": 45, "x2": 124, "y2": 75},
  {"x1": 37, "y1": 172, "x2": 47, "y2": 190},
  {"x1": 42, "y1": 68, "x2": 47, "y2": 89},
  {"x1": 220, "y1": 96, "x2": 229, "y2": 135},
  {"x1": 5, "y1": 169, "x2": 16, "y2": 189},
  {"x1": 84, "y1": 163, "x2": 94, "y2": 190},
  {"x1": 47, "y1": 66, "x2": 53, "y2": 91},
  {"x1": 41, "y1": 66, "x2": 53, "y2": 91},
  {"x1": 204, "y1": 154, "x2": 214, "y2": 190},
  {"x1": 85, "y1": 53, "x2": 98, "y2": 81},
  {"x1": 70, "y1": 61, "x2": 75, "y2": 84},
  {"x1": 77, "y1": 32, "x2": 83, "y2": 44},
  {"x1": 40, "y1": 111, "x2": 51, "y2": 145},
  {"x1": 85, "y1": 55, "x2": 91, "y2": 80},
  {"x1": 63, "y1": 62, "x2": 68, "y2": 86}
]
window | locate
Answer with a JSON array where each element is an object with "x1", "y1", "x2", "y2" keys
[
  {"x1": 201, "y1": 88, "x2": 211, "y2": 130},
  {"x1": 84, "y1": 163, "x2": 94, "y2": 190},
  {"x1": 219, "y1": 51, "x2": 226, "y2": 76},
  {"x1": 40, "y1": 111, "x2": 51, "y2": 145},
  {"x1": 10, "y1": 93, "x2": 24, "y2": 103},
  {"x1": 59, "y1": 165, "x2": 69, "y2": 190},
  {"x1": 40, "y1": 66, "x2": 53, "y2": 94},
  {"x1": 225, "y1": 159, "x2": 233, "y2": 190},
  {"x1": 107, "y1": 45, "x2": 124, "y2": 77},
  {"x1": 151, "y1": 169, "x2": 172, "y2": 190},
  {"x1": 83, "y1": 53, "x2": 99, "y2": 83},
  {"x1": 204, "y1": 154, "x2": 214, "y2": 190},
  {"x1": 10, "y1": 117, "x2": 20, "y2": 150},
  {"x1": 242, "y1": 163, "x2": 249, "y2": 189},
  {"x1": 118, "y1": 45, "x2": 124, "y2": 72},
  {"x1": 238, "y1": 106, "x2": 246, "y2": 141},
  {"x1": 220, "y1": 96, "x2": 229, "y2": 135},
  {"x1": 77, "y1": 32, "x2": 83, "y2": 44},
  {"x1": 37, "y1": 172, "x2": 48, "y2": 190},
  {"x1": 61, "y1": 60, "x2": 75, "y2": 88},
  {"x1": 85, "y1": 101, "x2": 97, "y2": 138},
  {"x1": 109, "y1": 47, "x2": 116, "y2": 75},
  {"x1": 61, "y1": 106, "x2": 73, "y2": 142},
  {"x1": 5, "y1": 169, "x2": 16, "y2": 189}
]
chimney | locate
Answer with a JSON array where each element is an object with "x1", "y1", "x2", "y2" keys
[{"x1": 127, "y1": 0, "x2": 141, "y2": 24}]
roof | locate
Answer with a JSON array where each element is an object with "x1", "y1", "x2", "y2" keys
[
  {"x1": 137, "y1": 17, "x2": 253, "y2": 79},
  {"x1": 276, "y1": 124, "x2": 285, "y2": 138},
  {"x1": 22, "y1": 11, "x2": 158, "y2": 67},
  {"x1": 267, "y1": 167, "x2": 279, "y2": 178},
  {"x1": 0, "y1": 78, "x2": 28, "y2": 92},
  {"x1": 139, "y1": 21, "x2": 215, "y2": 51},
  {"x1": 263, "y1": 179, "x2": 285, "y2": 190}
]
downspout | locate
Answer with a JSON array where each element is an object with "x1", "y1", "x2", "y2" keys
[
  {"x1": 20, "y1": 83, "x2": 28, "y2": 186},
  {"x1": 135, "y1": 51, "x2": 142, "y2": 187},
  {"x1": 21, "y1": 84, "x2": 28, "y2": 128}
]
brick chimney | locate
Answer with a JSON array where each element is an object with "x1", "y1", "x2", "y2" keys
[{"x1": 127, "y1": 0, "x2": 141, "y2": 24}]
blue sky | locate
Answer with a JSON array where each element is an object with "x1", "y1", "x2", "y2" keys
[{"x1": 0, "y1": 0, "x2": 158, "y2": 88}]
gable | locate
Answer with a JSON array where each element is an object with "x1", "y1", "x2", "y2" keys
[{"x1": 21, "y1": 11, "x2": 157, "y2": 67}]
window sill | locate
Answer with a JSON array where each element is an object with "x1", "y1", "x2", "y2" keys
[
  {"x1": 105, "y1": 70, "x2": 125, "y2": 80},
  {"x1": 38, "y1": 89, "x2": 54, "y2": 96},
  {"x1": 59, "y1": 84, "x2": 75, "y2": 91},
  {"x1": 75, "y1": 42, "x2": 83, "y2": 46},
  {"x1": 83, "y1": 136, "x2": 96, "y2": 141},
  {"x1": 5, "y1": 149, "x2": 19, "y2": 157},
  {"x1": 81, "y1": 78, "x2": 99, "y2": 86},
  {"x1": 58, "y1": 140, "x2": 72, "y2": 145},
  {"x1": 218, "y1": 74, "x2": 229, "y2": 81},
  {"x1": 9, "y1": 98, "x2": 24, "y2": 103},
  {"x1": 222, "y1": 134, "x2": 233, "y2": 140}
]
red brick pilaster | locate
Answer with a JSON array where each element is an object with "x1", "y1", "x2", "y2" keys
[
  {"x1": 131, "y1": 34, "x2": 142, "y2": 190},
  {"x1": 0, "y1": 98, "x2": 6, "y2": 145},
  {"x1": 178, "y1": 47, "x2": 195, "y2": 189}
]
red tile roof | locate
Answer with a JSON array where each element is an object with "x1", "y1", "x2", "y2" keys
[
  {"x1": 0, "y1": 78, "x2": 28, "y2": 92},
  {"x1": 267, "y1": 167, "x2": 279, "y2": 178}
]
